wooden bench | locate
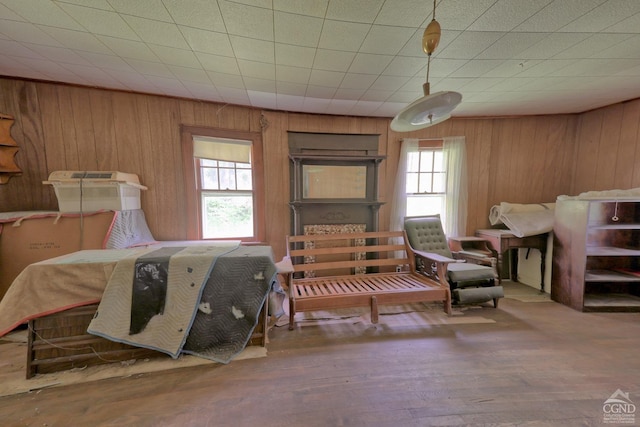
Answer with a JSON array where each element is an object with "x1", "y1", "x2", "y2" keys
[{"x1": 283, "y1": 230, "x2": 452, "y2": 330}]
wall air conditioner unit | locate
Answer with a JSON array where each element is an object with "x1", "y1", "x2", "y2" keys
[{"x1": 44, "y1": 171, "x2": 147, "y2": 213}]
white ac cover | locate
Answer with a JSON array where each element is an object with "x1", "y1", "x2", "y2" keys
[{"x1": 44, "y1": 171, "x2": 147, "y2": 213}]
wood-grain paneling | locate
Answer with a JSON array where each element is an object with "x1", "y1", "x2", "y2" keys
[{"x1": 2, "y1": 77, "x2": 639, "y2": 261}]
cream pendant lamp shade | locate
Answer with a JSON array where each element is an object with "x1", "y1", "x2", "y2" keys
[{"x1": 390, "y1": 0, "x2": 462, "y2": 132}]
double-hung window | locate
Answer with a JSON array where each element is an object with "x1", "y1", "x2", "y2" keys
[
  {"x1": 405, "y1": 142, "x2": 446, "y2": 218},
  {"x1": 181, "y1": 127, "x2": 264, "y2": 242}
]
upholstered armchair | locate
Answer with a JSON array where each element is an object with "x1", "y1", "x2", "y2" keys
[{"x1": 403, "y1": 215, "x2": 504, "y2": 308}]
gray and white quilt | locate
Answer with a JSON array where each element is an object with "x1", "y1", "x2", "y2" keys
[{"x1": 87, "y1": 244, "x2": 278, "y2": 364}]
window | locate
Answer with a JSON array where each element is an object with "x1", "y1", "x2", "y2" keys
[
  {"x1": 181, "y1": 126, "x2": 264, "y2": 242},
  {"x1": 405, "y1": 143, "x2": 446, "y2": 218}
]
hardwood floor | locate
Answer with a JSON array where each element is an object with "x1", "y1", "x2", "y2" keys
[{"x1": 1, "y1": 284, "x2": 639, "y2": 427}]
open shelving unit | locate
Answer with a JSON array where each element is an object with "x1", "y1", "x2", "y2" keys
[{"x1": 552, "y1": 197, "x2": 640, "y2": 312}]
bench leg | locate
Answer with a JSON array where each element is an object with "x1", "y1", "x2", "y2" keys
[
  {"x1": 371, "y1": 296, "x2": 379, "y2": 324},
  {"x1": 289, "y1": 297, "x2": 295, "y2": 330},
  {"x1": 444, "y1": 289, "x2": 452, "y2": 315}
]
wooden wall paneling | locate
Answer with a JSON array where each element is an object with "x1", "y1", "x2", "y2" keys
[
  {"x1": 35, "y1": 84, "x2": 69, "y2": 175},
  {"x1": 134, "y1": 95, "x2": 161, "y2": 238},
  {"x1": 572, "y1": 109, "x2": 604, "y2": 194},
  {"x1": 72, "y1": 88, "x2": 100, "y2": 171},
  {"x1": 542, "y1": 115, "x2": 577, "y2": 200},
  {"x1": 111, "y1": 92, "x2": 146, "y2": 180},
  {"x1": 146, "y1": 97, "x2": 184, "y2": 240},
  {"x1": 511, "y1": 118, "x2": 539, "y2": 202},
  {"x1": 69, "y1": 86, "x2": 100, "y2": 172},
  {"x1": 261, "y1": 110, "x2": 289, "y2": 259},
  {"x1": 487, "y1": 119, "x2": 517, "y2": 205},
  {"x1": 594, "y1": 104, "x2": 624, "y2": 191},
  {"x1": 528, "y1": 119, "x2": 552, "y2": 203},
  {"x1": 0, "y1": 79, "x2": 28, "y2": 211},
  {"x1": 6, "y1": 80, "x2": 48, "y2": 211},
  {"x1": 469, "y1": 119, "x2": 496, "y2": 233},
  {"x1": 177, "y1": 99, "x2": 197, "y2": 128},
  {"x1": 613, "y1": 100, "x2": 640, "y2": 189},
  {"x1": 53, "y1": 85, "x2": 81, "y2": 171}
]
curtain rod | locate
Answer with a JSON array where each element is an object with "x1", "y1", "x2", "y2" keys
[{"x1": 401, "y1": 137, "x2": 443, "y2": 142}]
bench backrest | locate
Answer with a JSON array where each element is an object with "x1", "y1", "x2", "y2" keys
[{"x1": 286, "y1": 230, "x2": 415, "y2": 277}]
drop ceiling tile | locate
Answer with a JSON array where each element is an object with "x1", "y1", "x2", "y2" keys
[
  {"x1": 359, "y1": 25, "x2": 415, "y2": 55},
  {"x1": 50, "y1": 62, "x2": 112, "y2": 83},
  {"x1": 385, "y1": 91, "x2": 418, "y2": 103},
  {"x1": 122, "y1": 16, "x2": 189, "y2": 49},
  {"x1": 459, "y1": 77, "x2": 504, "y2": 92},
  {"x1": 561, "y1": 0, "x2": 640, "y2": 33},
  {"x1": 243, "y1": 77, "x2": 276, "y2": 92},
  {"x1": 273, "y1": 0, "x2": 328, "y2": 17},
  {"x1": 22, "y1": 44, "x2": 91, "y2": 65},
  {"x1": 276, "y1": 65, "x2": 310, "y2": 84},
  {"x1": 340, "y1": 73, "x2": 377, "y2": 90},
  {"x1": 348, "y1": 53, "x2": 393, "y2": 74},
  {"x1": 308, "y1": 69, "x2": 344, "y2": 87},
  {"x1": 382, "y1": 56, "x2": 429, "y2": 77},
  {"x1": 605, "y1": 11, "x2": 640, "y2": 33},
  {"x1": 276, "y1": 81, "x2": 307, "y2": 96},
  {"x1": 76, "y1": 51, "x2": 135, "y2": 72},
  {"x1": 313, "y1": 49, "x2": 356, "y2": 72},
  {"x1": 106, "y1": 0, "x2": 173, "y2": 21},
  {"x1": 167, "y1": 65, "x2": 211, "y2": 84},
  {"x1": 520, "y1": 32, "x2": 590, "y2": 59},
  {"x1": 56, "y1": 3, "x2": 140, "y2": 40},
  {"x1": 515, "y1": 0, "x2": 606, "y2": 32},
  {"x1": 437, "y1": 31, "x2": 504, "y2": 60},
  {"x1": 374, "y1": 0, "x2": 429, "y2": 27},
  {"x1": 205, "y1": 71, "x2": 246, "y2": 89},
  {"x1": 376, "y1": 101, "x2": 406, "y2": 116},
  {"x1": 159, "y1": 85, "x2": 194, "y2": 98},
  {"x1": 144, "y1": 74, "x2": 182, "y2": 89},
  {"x1": 305, "y1": 85, "x2": 336, "y2": 99},
  {"x1": 39, "y1": 27, "x2": 113, "y2": 54},
  {"x1": 126, "y1": 58, "x2": 174, "y2": 77},
  {"x1": 326, "y1": 98, "x2": 358, "y2": 115},
  {"x1": 219, "y1": 1, "x2": 273, "y2": 40},
  {"x1": 360, "y1": 89, "x2": 393, "y2": 102},
  {"x1": 97, "y1": 36, "x2": 159, "y2": 61},
  {"x1": 318, "y1": 20, "x2": 370, "y2": 52},
  {"x1": 468, "y1": 0, "x2": 552, "y2": 32},
  {"x1": 229, "y1": 36, "x2": 274, "y2": 63},
  {"x1": 516, "y1": 58, "x2": 578, "y2": 77},
  {"x1": 302, "y1": 97, "x2": 331, "y2": 113},
  {"x1": 0, "y1": 3, "x2": 25, "y2": 21},
  {"x1": 277, "y1": 93, "x2": 305, "y2": 111},
  {"x1": 369, "y1": 75, "x2": 410, "y2": 91},
  {"x1": 163, "y1": 0, "x2": 226, "y2": 32},
  {"x1": 352, "y1": 99, "x2": 383, "y2": 115},
  {"x1": 180, "y1": 27, "x2": 234, "y2": 56},
  {"x1": 325, "y1": 0, "x2": 385, "y2": 24},
  {"x1": 247, "y1": 90, "x2": 276, "y2": 108},
  {"x1": 218, "y1": 86, "x2": 250, "y2": 103},
  {"x1": 477, "y1": 32, "x2": 549, "y2": 60},
  {"x1": 597, "y1": 34, "x2": 640, "y2": 58},
  {"x1": 196, "y1": 53, "x2": 239, "y2": 74},
  {"x1": 55, "y1": 0, "x2": 113, "y2": 11},
  {"x1": 148, "y1": 44, "x2": 201, "y2": 67},
  {"x1": 437, "y1": 0, "x2": 500, "y2": 31},
  {"x1": 237, "y1": 59, "x2": 275, "y2": 79},
  {"x1": 430, "y1": 77, "x2": 474, "y2": 91},
  {"x1": 274, "y1": 11, "x2": 322, "y2": 47},
  {"x1": 482, "y1": 59, "x2": 541, "y2": 78},
  {"x1": 554, "y1": 33, "x2": 634, "y2": 59},
  {"x1": 184, "y1": 81, "x2": 222, "y2": 102},
  {"x1": 0, "y1": 59, "x2": 50, "y2": 80},
  {"x1": 0, "y1": 39, "x2": 43, "y2": 59},
  {"x1": 0, "y1": 20, "x2": 63, "y2": 46},
  {"x1": 556, "y1": 58, "x2": 640, "y2": 77},
  {"x1": 2, "y1": 0, "x2": 84, "y2": 30},
  {"x1": 449, "y1": 59, "x2": 504, "y2": 78},
  {"x1": 275, "y1": 43, "x2": 315, "y2": 67}
]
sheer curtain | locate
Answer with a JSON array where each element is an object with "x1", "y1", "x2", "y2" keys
[
  {"x1": 389, "y1": 138, "x2": 418, "y2": 235},
  {"x1": 389, "y1": 136, "x2": 468, "y2": 237},
  {"x1": 443, "y1": 136, "x2": 468, "y2": 237}
]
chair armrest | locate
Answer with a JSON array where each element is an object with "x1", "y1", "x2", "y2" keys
[
  {"x1": 409, "y1": 249, "x2": 454, "y2": 288},
  {"x1": 275, "y1": 256, "x2": 294, "y2": 274}
]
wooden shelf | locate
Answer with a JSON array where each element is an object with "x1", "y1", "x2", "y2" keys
[{"x1": 585, "y1": 269, "x2": 640, "y2": 282}]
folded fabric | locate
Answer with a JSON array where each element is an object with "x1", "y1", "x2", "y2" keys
[{"x1": 489, "y1": 202, "x2": 555, "y2": 237}]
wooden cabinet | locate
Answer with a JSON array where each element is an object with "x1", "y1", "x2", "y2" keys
[{"x1": 552, "y1": 197, "x2": 640, "y2": 311}]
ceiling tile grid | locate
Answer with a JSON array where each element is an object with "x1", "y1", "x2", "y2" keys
[{"x1": 0, "y1": 0, "x2": 639, "y2": 118}]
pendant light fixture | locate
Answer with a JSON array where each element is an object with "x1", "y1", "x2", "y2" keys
[{"x1": 390, "y1": 0, "x2": 462, "y2": 132}]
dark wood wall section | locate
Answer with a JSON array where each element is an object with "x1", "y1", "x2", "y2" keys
[{"x1": 2, "y1": 76, "x2": 640, "y2": 260}]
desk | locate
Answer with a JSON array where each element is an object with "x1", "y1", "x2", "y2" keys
[{"x1": 475, "y1": 229, "x2": 548, "y2": 292}]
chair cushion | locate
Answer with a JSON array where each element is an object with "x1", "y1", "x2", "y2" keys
[{"x1": 447, "y1": 262, "x2": 495, "y2": 283}]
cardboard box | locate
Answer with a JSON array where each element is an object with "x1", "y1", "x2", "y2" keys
[{"x1": 0, "y1": 211, "x2": 116, "y2": 300}]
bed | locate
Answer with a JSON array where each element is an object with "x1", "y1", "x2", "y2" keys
[{"x1": 0, "y1": 210, "x2": 284, "y2": 378}]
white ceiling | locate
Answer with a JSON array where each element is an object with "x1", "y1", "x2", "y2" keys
[{"x1": 1, "y1": 0, "x2": 640, "y2": 119}]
